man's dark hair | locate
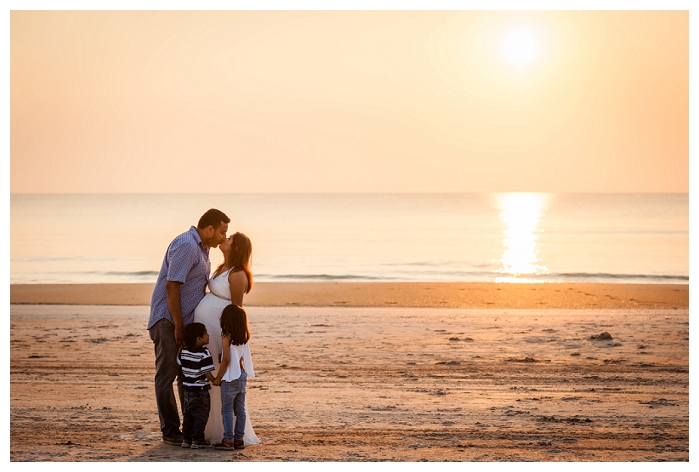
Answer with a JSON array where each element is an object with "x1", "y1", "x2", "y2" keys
[
  {"x1": 184, "y1": 322, "x2": 207, "y2": 349},
  {"x1": 197, "y1": 209, "x2": 230, "y2": 230}
]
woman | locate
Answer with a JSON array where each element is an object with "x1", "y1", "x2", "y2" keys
[{"x1": 193, "y1": 232, "x2": 260, "y2": 445}]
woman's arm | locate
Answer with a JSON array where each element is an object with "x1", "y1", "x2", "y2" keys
[
  {"x1": 213, "y1": 335, "x2": 231, "y2": 386},
  {"x1": 228, "y1": 270, "x2": 247, "y2": 306}
]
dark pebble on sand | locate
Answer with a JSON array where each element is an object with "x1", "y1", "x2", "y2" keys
[{"x1": 507, "y1": 357, "x2": 538, "y2": 363}]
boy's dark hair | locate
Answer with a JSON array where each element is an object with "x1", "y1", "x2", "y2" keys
[
  {"x1": 197, "y1": 209, "x2": 230, "y2": 230},
  {"x1": 184, "y1": 322, "x2": 207, "y2": 349},
  {"x1": 220, "y1": 305, "x2": 250, "y2": 346}
]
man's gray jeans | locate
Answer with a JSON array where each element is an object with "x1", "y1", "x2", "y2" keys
[{"x1": 149, "y1": 318, "x2": 185, "y2": 437}]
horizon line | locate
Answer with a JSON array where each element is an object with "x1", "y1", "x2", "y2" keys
[{"x1": 9, "y1": 191, "x2": 690, "y2": 196}]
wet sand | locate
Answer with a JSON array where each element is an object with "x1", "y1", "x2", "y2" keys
[
  {"x1": 9, "y1": 282, "x2": 689, "y2": 309},
  {"x1": 9, "y1": 283, "x2": 689, "y2": 462}
]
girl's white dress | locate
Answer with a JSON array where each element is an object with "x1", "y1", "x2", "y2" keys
[{"x1": 193, "y1": 269, "x2": 261, "y2": 445}]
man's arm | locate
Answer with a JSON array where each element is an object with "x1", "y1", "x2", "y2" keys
[{"x1": 166, "y1": 281, "x2": 185, "y2": 346}]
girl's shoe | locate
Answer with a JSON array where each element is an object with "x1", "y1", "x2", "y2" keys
[
  {"x1": 181, "y1": 439, "x2": 192, "y2": 448},
  {"x1": 191, "y1": 440, "x2": 211, "y2": 449},
  {"x1": 215, "y1": 438, "x2": 234, "y2": 450}
]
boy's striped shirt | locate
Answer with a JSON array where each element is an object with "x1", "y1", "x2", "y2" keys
[{"x1": 177, "y1": 347, "x2": 215, "y2": 387}]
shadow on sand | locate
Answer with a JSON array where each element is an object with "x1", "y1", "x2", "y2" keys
[{"x1": 127, "y1": 442, "x2": 250, "y2": 462}]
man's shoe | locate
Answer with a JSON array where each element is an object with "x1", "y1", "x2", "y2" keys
[
  {"x1": 215, "y1": 438, "x2": 235, "y2": 450},
  {"x1": 191, "y1": 439, "x2": 211, "y2": 449},
  {"x1": 162, "y1": 433, "x2": 183, "y2": 446},
  {"x1": 233, "y1": 439, "x2": 245, "y2": 450},
  {"x1": 181, "y1": 439, "x2": 192, "y2": 448}
]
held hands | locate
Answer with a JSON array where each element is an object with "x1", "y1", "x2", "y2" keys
[{"x1": 205, "y1": 372, "x2": 220, "y2": 387}]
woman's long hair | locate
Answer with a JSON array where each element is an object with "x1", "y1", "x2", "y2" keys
[
  {"x1": 220, "y1": 304, "x2": 250, "y2": 346},
  {"x1": 214, "y1": 232, "x2": 253, "y2": 294}
]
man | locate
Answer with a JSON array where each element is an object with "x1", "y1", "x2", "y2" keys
[{"x1": 147, "y1": 208, "x2": 230, "y2": 446}]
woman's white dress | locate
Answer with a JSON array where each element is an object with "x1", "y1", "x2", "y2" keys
[{"x1": 193, "y1": 269, "x2": 261, "y2": 445}]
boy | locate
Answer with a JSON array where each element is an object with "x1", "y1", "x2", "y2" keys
[{"x1": 177, "y1": 322, "x2": 216, "y2": 448}]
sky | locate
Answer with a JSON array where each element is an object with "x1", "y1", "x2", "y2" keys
[{"x1": 10, "y1": 10, "x2": 689, "y2": 193}]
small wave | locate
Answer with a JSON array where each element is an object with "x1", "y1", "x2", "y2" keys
[
  {"x1": 381, "y1": 261, "x2": 439, "y2": 267},
  {"x1": 226, "y1": 271, "x2": 690, "y2": 283},
  {"x1": 11, "y1": 269, "x2": 688, "y2": 284},
  {"x1": 88, "y1": 270, "x2": 160, "y2": 277},
  {"x1": 380, "y1": 261, "x2": 493, "y2": 270},
  {"x1": 259, "y1": 274, "x2": 387, "y2": 281},
  {"x1": 552, "y1": 272, "x2": 688, "y2": 282}
]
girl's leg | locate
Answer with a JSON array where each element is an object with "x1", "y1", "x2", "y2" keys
[
  {"x1": 220, "y1": 381, "x2": 235, "y2": 442},
  {"x1": 233, "y1": 375, "x2": 247, "y2": 441}
]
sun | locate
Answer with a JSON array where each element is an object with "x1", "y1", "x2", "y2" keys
[{"x1": 501, "y1": 26, "x2": 541, "y2": 67}]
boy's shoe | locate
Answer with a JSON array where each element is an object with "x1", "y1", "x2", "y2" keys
[
  {"x1": 162, "y1": 433, "x2": 183, "y2": 446},
  {"x1": 191, "y1": 440, "x2": 211, "y2": 449},
  {"x1": 215, "y1": 438, "x2": 235, "y2": 450},
  {"x1": 233, "y1": 439, "x2": 245, "y2": 450},
  {"x1": 181, "y1": 439, "x2": 192, "y2": 448}
]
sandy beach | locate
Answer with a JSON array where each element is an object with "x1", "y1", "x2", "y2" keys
[
  {"x1": 10, "y1": 283, "x2": 689, "y2": 461},
  {"x1": 9, "y1": 282, "x2": 689, "y2": 309}
]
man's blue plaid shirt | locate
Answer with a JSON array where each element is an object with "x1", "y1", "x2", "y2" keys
[{"x1": 148, "y1": 226, "x2": 211, "y2": 329}]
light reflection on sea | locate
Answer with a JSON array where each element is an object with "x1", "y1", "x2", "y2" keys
[{"x1": 495, "y1": 193, "x2": 550, "y2": 282}]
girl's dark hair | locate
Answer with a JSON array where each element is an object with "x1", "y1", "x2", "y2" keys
[
  {"x1": 184, "y1": 322, "x2": 207, "y2": 349},
  {"x1": 214, "y1": 232, "x2": 253, "y2": 294},
  {"x1": 220, "y1": 304, "x2": 250, "y2": 346}
]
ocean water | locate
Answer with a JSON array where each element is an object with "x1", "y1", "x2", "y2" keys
[{"x1": 10, "y1": 193, "x2": 688, "y2": 284}]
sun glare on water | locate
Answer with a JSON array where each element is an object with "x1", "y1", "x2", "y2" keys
[
  {"x1": 501, "y1": 26, "x2": 541, "y2": 67},
  {"x1": 495, "y1": 193, "x2": 549, "y2": 283}
]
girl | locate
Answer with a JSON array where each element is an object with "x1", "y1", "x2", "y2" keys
[{"x1": 213, "y1": 304, "x2": 255, "y2": 450}]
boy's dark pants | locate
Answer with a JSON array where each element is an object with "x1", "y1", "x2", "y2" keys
[{"x1": 182, "y1": 387, "x2": 211, "y2": 442}]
